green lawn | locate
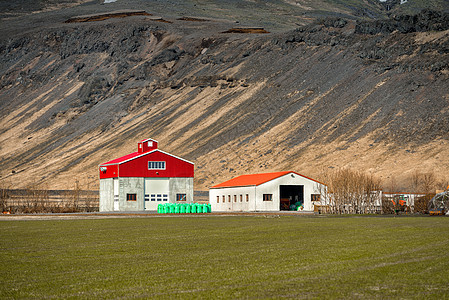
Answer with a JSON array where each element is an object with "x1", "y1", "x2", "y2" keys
[{"x1": 1, "y1": 216, "x2": 448, "y2": 298}]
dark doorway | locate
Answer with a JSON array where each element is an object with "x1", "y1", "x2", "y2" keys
[{"x1": 280, "y1": 185, "x2": 304, "y2": 211}]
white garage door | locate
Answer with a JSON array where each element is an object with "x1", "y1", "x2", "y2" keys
[{"x1": 144, "y1": 178, "x2": 169, "y2": 210}]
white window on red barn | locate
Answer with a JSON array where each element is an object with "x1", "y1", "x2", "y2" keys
[{"x1": 148, "y1": 161, "x2": 166, "y2": 170}]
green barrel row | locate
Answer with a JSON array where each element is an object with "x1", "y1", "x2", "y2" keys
[{"x1": 157, "y1": 203, "x2": 212, "y2": 214}]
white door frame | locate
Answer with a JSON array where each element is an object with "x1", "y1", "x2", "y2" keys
[{"x1": 113, "y1": 178, "x2": 119, "y2": 211}]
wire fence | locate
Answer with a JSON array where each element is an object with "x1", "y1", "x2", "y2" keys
[
  {"x1": 1, "y1": 189, "x2": 209, "y2": 214},
  {"x1": 1, "y1": 189, "x2": 99, "y2": 214}
]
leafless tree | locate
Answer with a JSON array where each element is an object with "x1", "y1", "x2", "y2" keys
[
  {"x1": 0, "y1": 182, "x2": 10, "y2": 213},
  {"x1": 410, "y1": 170, "x2": 421, "y2": 194},
  {"x1": 317, "y1": 168, "x2": 382, "y2": 214},
  {"x1": 421, "y1": 172, "x2": 436, "y2": 194}
]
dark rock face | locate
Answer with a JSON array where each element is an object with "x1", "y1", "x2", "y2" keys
[
  {"x1": 355, "y1": 9, "x2": 449, "y2": 34},
  {"x1": 319, "y1": 17, "x2": 348, "y2": 28},
  {"x1": 150, "y1": 47, "x2": 185, "y2": 66}
]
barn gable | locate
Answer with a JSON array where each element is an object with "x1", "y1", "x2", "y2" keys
[{"x1": 99, "y1": 146, "x2": 194, "y2": 179}]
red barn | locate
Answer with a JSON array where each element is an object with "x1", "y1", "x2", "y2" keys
[{"x1": 99, "y1": 138, "x2": 194, "y2": 211}]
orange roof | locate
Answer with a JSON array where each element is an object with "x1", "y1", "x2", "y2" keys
[{"x1": 211, "y1": 171, "x2": 322, "y2": 188}]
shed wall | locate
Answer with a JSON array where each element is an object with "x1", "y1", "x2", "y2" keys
[{"x1": 210, "y1": 186, "x2": 256, "y2": 212}]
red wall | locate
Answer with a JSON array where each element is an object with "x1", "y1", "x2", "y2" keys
[
  {"x1": 99, "y1": 151, "x2": 194, "y2": 179},
  {"x1": 99, "y1": 164, "x2": 118, "y2": 179}
]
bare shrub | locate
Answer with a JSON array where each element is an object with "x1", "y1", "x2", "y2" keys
[
  {"x1": 410, "y1": 170, "x2": 421, "y2": 193},
  {"x1": 382, "y1": 198, "x2": 395, "y2": 214},
  {"x1": 15, "y1": 183, "x2": 51, "y2": 213},
  {"x1": 2, "y1": 179, "x2": 98, "y2": 213},
  {"x1": 414, "y1": 194, "x2": 434, "y2": 214},
  {"x1": 317, "y1": 168, "x2": 382, "y2": 214},
  {"x1": 409, "y1": 171, "x2": 438, "y2": 194},
  {"x1": 406, "y1": 171, "x2": 443, "y2": 214},
  {"x1": 84, "y1": 192, "x2": 98, "y2": 212},
  {"x1": 0, "y1": 183, "x2": 10, "y2": 213},
  {"x1": 421, "y1": 172, "x2": 436, "y2": 194}
]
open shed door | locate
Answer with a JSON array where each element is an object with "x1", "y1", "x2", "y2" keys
[
  {"x1": 144, "y1": 178, "x2": 169, "y2": 210},
  {"x1": 280, "y1": 185, "x2": 304, "y2": 210}
]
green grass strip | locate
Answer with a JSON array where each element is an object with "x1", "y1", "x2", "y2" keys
[{"x1": 1, "y1": 216, "x2": 448, "y2": 298}]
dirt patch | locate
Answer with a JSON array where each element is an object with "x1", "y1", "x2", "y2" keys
[
  {"x1": 65, "y1": 10, "x2": 151, "y2": 23},
  {"x1": 222, "y1": 27, "x2": 270, "y2": 34},
  {"x1": 147, "y1": 16, "x2": 173, "y2": 24},
  {"x1": 177, "y1": 17, "x2": 211, "y2": 22}
]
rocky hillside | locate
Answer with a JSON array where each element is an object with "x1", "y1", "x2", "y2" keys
[{"x1": 0, "y1": 1, "x2": 448, "y2": 191}]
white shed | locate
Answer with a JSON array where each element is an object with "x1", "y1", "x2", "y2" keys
[{"x1": 209, "y1": 171, "x2": 325, "y2": 212}]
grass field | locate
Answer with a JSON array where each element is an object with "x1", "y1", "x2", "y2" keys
[{"x1": 1, "y1": 215, "x2": 448, "y2": 298}]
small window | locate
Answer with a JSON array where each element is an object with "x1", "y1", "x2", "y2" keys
[
  {"x1": 217, "y1": 196, "x2": 220, "y2": 203},
  {"x1": 246, "y1": 194, "x2": 249, "y2": 202},
  {"x1": 234, "y1": 195, "x2": 237, "y2": 202},
  {"x1": 240, "y1": 195, "x2": 243, "y2": 202},
  {"x1": 222, "y1": 195, "x2": 225, "y2": 203},
  {"x1": 228, "y1": 195, "x2": 231, "y2": 203},
  {"x1": 148, "y1": 161, "x2": 166, "y2": 170},
  {"x1": 177, "y1": 194, "x2": 187, "y2": 201},
  {"x1": 311, "y1": 194, "x2": 321, "y2": 202},
  {"x1": 263, "y1": 194, "x2": 272, "y2": 201},
  {"x1": 127, "y1": 193, "x2": 137, "y2": 201}
]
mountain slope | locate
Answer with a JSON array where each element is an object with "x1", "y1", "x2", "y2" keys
[{"x1": 0, "y1": 3, "x2": 448, "y2": 191}]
